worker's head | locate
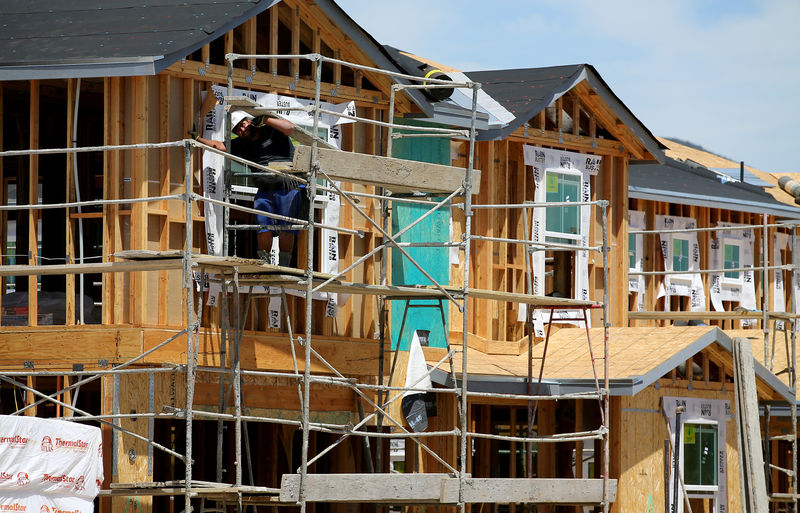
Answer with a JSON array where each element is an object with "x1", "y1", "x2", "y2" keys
[{"x1": 230, "y1": 112, "x2": 255, "y2": 139}]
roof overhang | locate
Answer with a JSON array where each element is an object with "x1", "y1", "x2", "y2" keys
[{"x1": 629, "y1": 186, "x2": 800, "y2": 219}]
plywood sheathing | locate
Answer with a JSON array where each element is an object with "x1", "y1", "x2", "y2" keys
[
  {"x1": 614, "y1": 384, "x2": 741, "y2": 513},
  {"x1": 426, "y1": 326, "x2": 769, "y2": 386},
  {"x1": 659, "y1": 137, "x2": 795, "y2": 208}
]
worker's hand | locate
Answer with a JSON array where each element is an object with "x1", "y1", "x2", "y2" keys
[{"x1": 187, "y1": 127, "x2": 200, "y2": 140}]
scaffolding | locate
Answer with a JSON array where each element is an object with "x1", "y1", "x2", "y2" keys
[{"x1": 0, "y1": 54, "x2": 614, "y2": 512}]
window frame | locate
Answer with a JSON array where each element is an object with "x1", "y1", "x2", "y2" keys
[
  {"x1": 543, "y1": 167, "x2": 584, "y2": 245},
  {"x1": 671, "y1": 234, "x2": 692, "y2": 284},
  {"x1": 721, "y1": 238, "x2": 743, "y2": 286},
  {"x1": 680, "y1": 419, "x2": 720, "y2": 493}
]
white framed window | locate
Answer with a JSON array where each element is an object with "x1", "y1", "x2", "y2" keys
[
  {"x1": 680, "y1": 420, "x2": 719, "y2": 492},
  {"x1": 671, "y1": 234, "x2": 692, "y2": 284},
  {"x1": 722, "y1": 238, "x2": 743, "y2": 286},
  {"x1": 544, "y1": 168, "x2": 582, "y2": 245}
]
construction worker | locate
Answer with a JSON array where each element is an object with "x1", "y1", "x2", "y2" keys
[{"x1": 195, "y1": 111, "x2": 307, "y2": 267}]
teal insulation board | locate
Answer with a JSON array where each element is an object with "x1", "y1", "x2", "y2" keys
[{"x1": 389, "y1": 119, "x2": 451, "y2": 350}]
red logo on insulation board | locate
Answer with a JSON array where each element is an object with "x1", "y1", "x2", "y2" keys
[
  {"x1": 0, "y1": 435, "x2": 28, "y2": 448},
  {"x1": 41, "y1": 436, "x2": 53, "y2": 452}
]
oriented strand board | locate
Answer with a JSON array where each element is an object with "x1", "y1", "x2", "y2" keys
[{"x1": 613, "y1": 384, "x2": 741, "y2": 513}]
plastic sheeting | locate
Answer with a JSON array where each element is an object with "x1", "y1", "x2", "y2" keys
[{"x1": 0, "y1": 415, "x2": 103, "y2": 512}]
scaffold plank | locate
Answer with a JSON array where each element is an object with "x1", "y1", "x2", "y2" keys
[
  {"x1": 279, "y1": 474, "x2": 616, "y2": 504},
  {"x1": 629, "y1": 311, "x2": 800, "y2": 321},
  {"x1": 293, "y1": 145, "x2": 481, "y2": 194}
]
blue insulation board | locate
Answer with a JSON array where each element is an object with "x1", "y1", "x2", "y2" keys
[{"x1": 389, "y1": 119, "x2": 451, "y2": 350}]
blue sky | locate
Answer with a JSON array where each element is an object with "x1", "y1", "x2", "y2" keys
[{"x1": 335, "y1": 0, "x2": 800, "y2": 175}]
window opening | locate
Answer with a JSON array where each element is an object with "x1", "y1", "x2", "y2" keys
[
  {"x1": 544, "y1": 169, "x2": 581, "y2": 245},
  {"x1": 682, "y1": 422, "x2": 719, "y2": 490}
]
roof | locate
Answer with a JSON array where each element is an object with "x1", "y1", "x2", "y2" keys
[
  {"x1": 428, "y1": 326, "x2": 793, "y2": 402},
  {"x1": 465, "y1": 64, "x2": 665, "y2": 160},
  {"x1": 629, "y1": 156, "x2": 800, "y2": 218},
  {"x1": 0, "y1": 0, "x2": 434, "y2": 113},
  {"x1": 0, "y1": 0, "x2": 279, "y2": 79},
  {"x1": 659, "y1": 137, "x2": 798, "y2": 209}
]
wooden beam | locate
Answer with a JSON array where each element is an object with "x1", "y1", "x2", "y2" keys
[
  {"x1": 293, "y1": 145, "x2": 482, "y2": 194},
  {"x1": 158, "y1": 75, "x2": 170, "y2": 326},
  {"x1": 506, "y1": 127, "x2": 626, "y2": 156},
  {"x1": 245, "y1": 17, "x2": 257, "y2": 73},
  {"x1": 291, "y1": 5, "x2": 300, "y2": 80},
  {"x1": 165, "y1": 60, "x2": 381, "y2": 107},
  {"x1": 66, "y1": 79, "x2": 77, "y2": 325},
  {"x1": 269, "y1": 4, "x2": 279, "y2": 76},
  {"x1": 131, "y1": 76, "x2": 148, "y2": 324},
  {"x1": 280, "y1": 474, "x2": 616, "y2": 504},
  {"x1": 103, "y1": 77, "x2": 125, "y2": 324},
  {"x1": 28, "y1": 80, "x2": 39, "y2": 326}
]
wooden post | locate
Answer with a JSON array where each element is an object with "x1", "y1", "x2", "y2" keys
[
  {"x1": 113, "y1": 373, "x2": 153, "y2": 512},
  {"x1": 65, "y1": 79, "x2": 77, "y2": 325},
  {"x1": 131, "y1": 76, "x2": 148, "y2": 324},
  {"x1": 28, "y1": 80, "x2": 39, "y2": 326}
]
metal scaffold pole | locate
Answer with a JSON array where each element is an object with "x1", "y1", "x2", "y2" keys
[
  {"x1": 601, "y1": 203, "x2": 611, "y2": 513},
  {"x1": 184, "y1": 139, "x2": 198, "y2": 512},
  {"x1": 298, "y1": 54, "x2": 324, "y2": 513},
  {"x1": 459, "y1": 81, "x2": 480, "y2": 513}
]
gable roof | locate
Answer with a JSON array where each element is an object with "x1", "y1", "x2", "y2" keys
[
  {"x1": 0, "y1": 0, "x2": 280, "y2": 80},
  {"x1": 465, "y1": 64, "x2": 665, "y2": 160},
  {"x1": 0, "y1": 0, "x2": 435, "y2": 113},
  {"x1": 428, "y1": 326, "x2": 793, "y2": 402},
  {"x1": 630, "y1": 156, "x2": 800, "y2": 218}
]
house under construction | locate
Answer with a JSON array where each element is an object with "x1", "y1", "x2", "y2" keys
[{"x1": 0, "y1": 2, "x2": 798, "y2": 513}]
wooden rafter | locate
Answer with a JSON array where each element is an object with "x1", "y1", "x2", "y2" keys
[{"x1": 573, "y1": 81, "x2": 651, "y2": 160}]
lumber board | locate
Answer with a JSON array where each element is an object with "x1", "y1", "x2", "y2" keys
[
  {"x1": 629, "y1": 311, "x2": 800, "y2": 321},
  {"x1": 293, "y1": 146, "x2": 481, "y2": 194},
  {"x1": 279, "y1": 474, "x2": 615, "y2": 504},
  {"x1": 115, "y1": 251, "x2": 596, "y2": 306}
]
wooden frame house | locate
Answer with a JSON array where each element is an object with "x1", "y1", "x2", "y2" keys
[{"x1": 0, "y1": 2, "x2": 797, "y2": 513}]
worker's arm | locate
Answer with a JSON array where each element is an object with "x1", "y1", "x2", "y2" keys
[
  {"x1": 261, "y1": 116, "x2": 294, "y2": 136},
  {"x1": 194, "y1": 136, "x2": 227, "y2": 152}
]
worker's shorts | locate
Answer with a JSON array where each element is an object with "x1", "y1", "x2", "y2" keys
[{"x1": 254, "y1": 186, "x2": 307, "y2": 235}]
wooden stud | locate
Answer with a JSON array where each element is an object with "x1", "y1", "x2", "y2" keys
[
  {"x1": 269, "y1": 4, "x2": 279, "y2": 75},
  {"x1": 572, "y1": 95, "x2": 580, "y2": 136},
  {"x1": 131, "y1": 76, "x2": 149, "y2": 324},
  {"x1": 28, "y1": 80, "x2": 39, "y2": 326},
  {"x1": 224, "y1": 29, "x2": 233, "y2": 57},
  {"x1": 201, "y1": 43, "x2": 210, "y2": 69},
  {"x1": 65, "y1": 79, "x2": 77, "y2": 326},
  {"x1": 291, "y1": 6, "x2": 300, "y2": 80},
  {"x1": 334, "y1": 49, "x2": 342, "y2": 92},
  {"x1": 158, "y1": 75, "x2": 171, "y2": 326},
  {"x1": 245, "y1": 17, "x2": 257, "y2": 74},
  {"x1": 25, "y1": 376, "x2": 36, "y2": 417}
]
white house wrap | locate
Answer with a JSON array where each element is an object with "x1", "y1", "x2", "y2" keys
[
  {"x1": 656, "y1": 215, "x2": 706, "y2": 312},
  {"x1": 521, "y1": 145, "x2": 601, "y2": 336},
  {"x1": 773, "y1": 232, "x2": 789, "y2": 330},
  {"x1": 709, "y1": 223, "x2": 756, "y2": 326},
  {"x1": 662, "y1": 397, "x2": 730, "y2": 513},
  {"x1": 628, "y1": 210, "x2": 646, "y2": 312}
]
